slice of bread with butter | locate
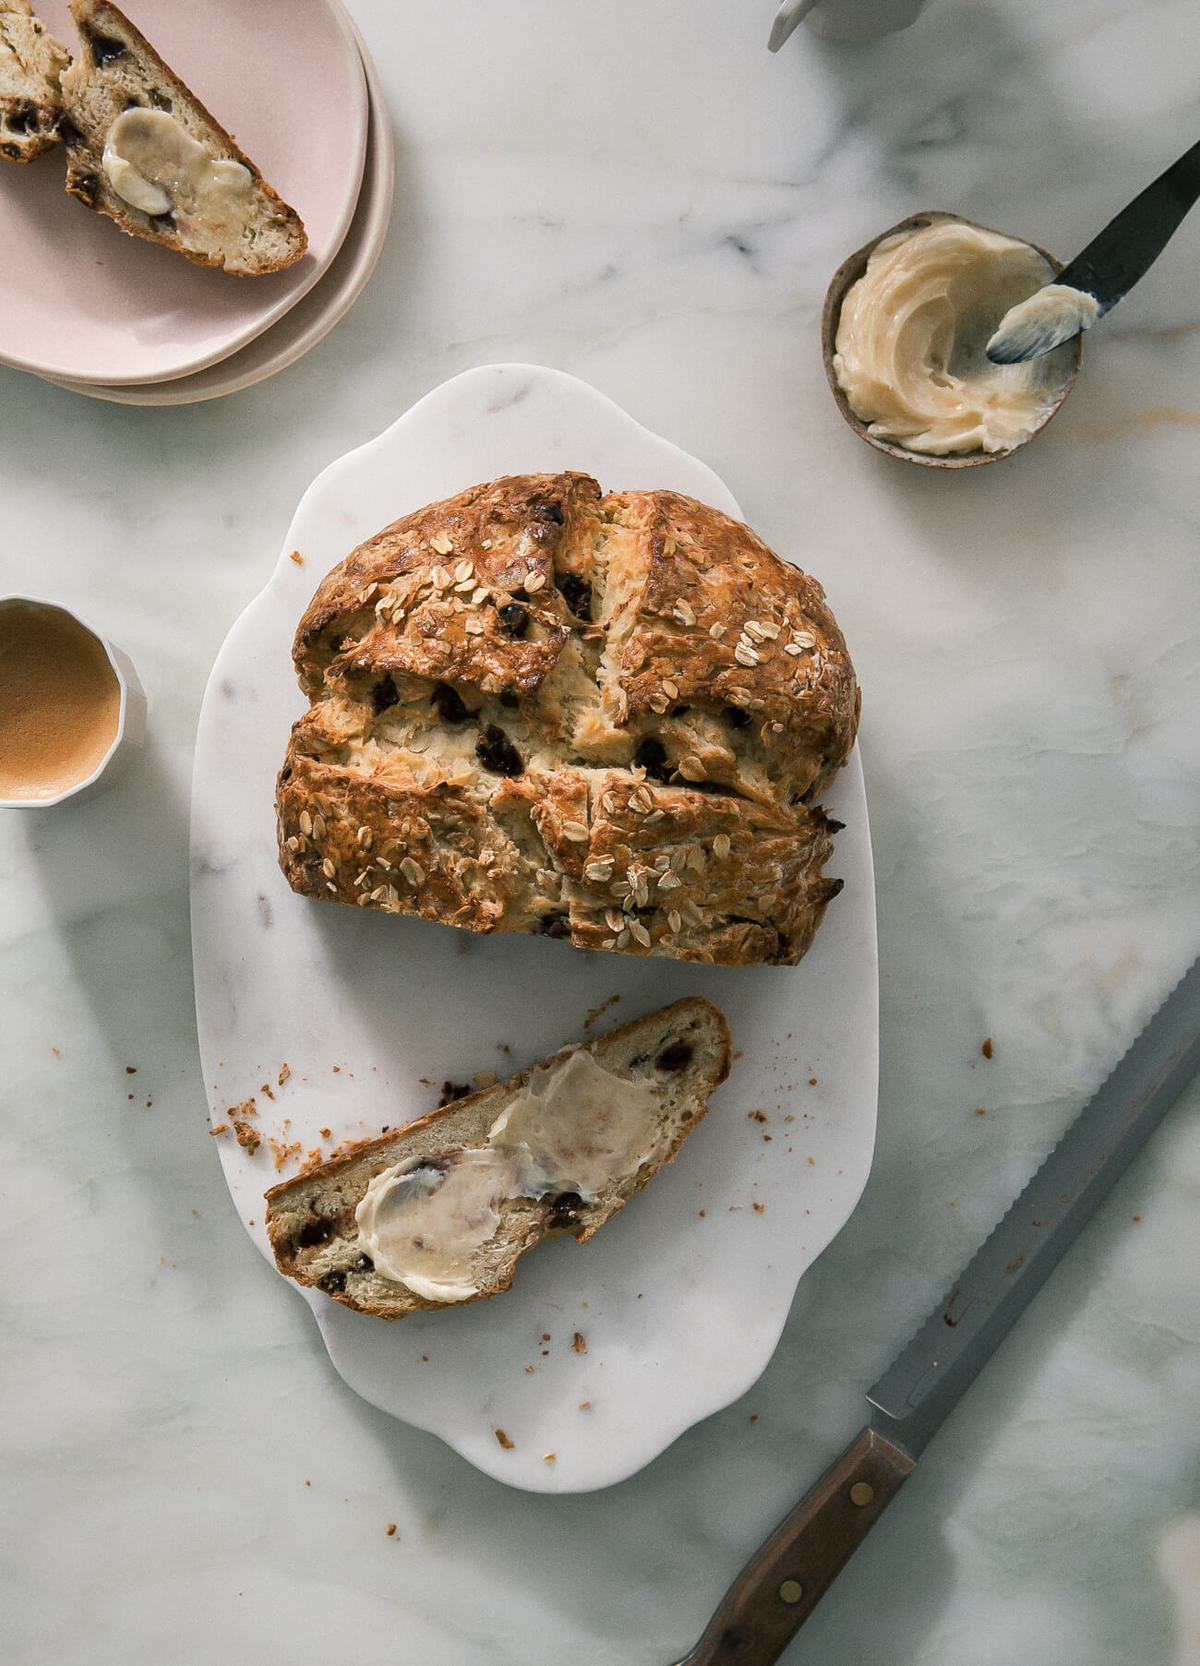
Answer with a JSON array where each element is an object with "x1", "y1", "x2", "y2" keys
[
  {"x1": 59, "y1": 0, "x2": 305, "y2": 273},
  {"x1": 265, "y1": 997, "x2": 732, "y2": 1319}
]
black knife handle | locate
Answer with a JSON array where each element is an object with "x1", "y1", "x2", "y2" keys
[
  {"x1": 669, "y1": 1429, "x2": 916, "y2": 1666},
  {"x1": 1059, "y1": 137, "x2": 1200, "y2": 307}
]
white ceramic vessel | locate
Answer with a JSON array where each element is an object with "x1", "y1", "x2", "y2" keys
[{"x1": 0, "y1": 596, "x2": 146, "y2": 809}]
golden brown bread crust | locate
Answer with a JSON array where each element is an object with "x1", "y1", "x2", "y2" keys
[{"x1": 276, "y1": 473, "x2": 860, "y2": 966}]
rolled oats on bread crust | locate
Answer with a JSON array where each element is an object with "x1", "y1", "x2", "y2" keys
[{"x1": 276, "y1": 472, "x2": 861, "y2": 967}]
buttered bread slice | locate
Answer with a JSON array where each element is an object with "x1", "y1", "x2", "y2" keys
[
  {"x1": 60, "y1": 0, "x2": 306, "y2": 273},
  {"x1": 265, "y1": 997, "x2": 732, "y2": 1319}
]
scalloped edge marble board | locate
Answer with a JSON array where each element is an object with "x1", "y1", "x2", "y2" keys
[{"x1": 188, "y1": 363, "x2": 879, "y2": 1492}]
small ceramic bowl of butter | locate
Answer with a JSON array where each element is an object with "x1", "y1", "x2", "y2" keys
[
  {"x1": 821, "y1": 211, "x2": 1083, "y2": 468},
  {"x1": 0, "y1": 597, "x2": 146, "y2": 809}
]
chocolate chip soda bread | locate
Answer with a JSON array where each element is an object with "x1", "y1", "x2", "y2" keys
[{"x1": 276, "y1": 472, "x2": 861, "y2": 966}]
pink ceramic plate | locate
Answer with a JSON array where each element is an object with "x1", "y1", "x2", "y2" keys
[
  {"x1": 0, "y1": 0, "x2": 367, "y2": 386},
  {"x1": 46, "y1": 2, "x2": 393, "y2": 405}
]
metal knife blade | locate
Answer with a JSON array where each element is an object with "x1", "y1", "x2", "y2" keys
[
  {"x1": 669, "y1": 956, "x2": 1200, "y2": 1666},
  {"x1": 986, "y1": 137, "x2": 1200, "y2": 363},
  {"x1": 868, "y1": 951, "x2": 1200, "y2": 1458}
]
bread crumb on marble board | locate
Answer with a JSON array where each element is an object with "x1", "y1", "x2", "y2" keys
[{"x1": 269, "y1": 1135, "x2": 302, "y2": 1170}]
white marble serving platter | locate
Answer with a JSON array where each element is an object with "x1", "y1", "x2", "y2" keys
[{"x1": 189, "y1": 363, "x2": 878, "y2": 1492}]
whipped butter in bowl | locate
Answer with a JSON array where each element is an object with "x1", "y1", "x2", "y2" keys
[
  {"x1": 0, "y1": 598, "x2": 146, "y2": 808},
  {"x1": 822, "y1": 212, "x2": 1082, "y2": 468}
]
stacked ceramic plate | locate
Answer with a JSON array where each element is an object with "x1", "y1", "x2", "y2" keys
[{"x1": 0, "y1": 0, "x2": 392, "y2": 405}]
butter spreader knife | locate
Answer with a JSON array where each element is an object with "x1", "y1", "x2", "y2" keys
[
  {"x1": 986, "y1": 137, "x2": 1200, "y2": 364},
  {"x1": 670, "y1": 955, "x2": 1200, "y2": 1666}
]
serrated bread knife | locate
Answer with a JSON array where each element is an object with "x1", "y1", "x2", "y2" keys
[{"x1": 669, "y1": 956, "x2": 1200, "y2": 1666}]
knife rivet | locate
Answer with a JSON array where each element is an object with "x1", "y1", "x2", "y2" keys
[
  {"x1": 778, "y1": 1580, "x2": 804, "y2": 1605},
  {"x1": 849, "y1": 1482, "x2": 875, "y2": 1507}
]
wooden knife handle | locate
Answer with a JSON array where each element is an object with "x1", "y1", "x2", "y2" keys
[{"x1": 670, "y1": 1428, "x2": 916, "y2": 1666}]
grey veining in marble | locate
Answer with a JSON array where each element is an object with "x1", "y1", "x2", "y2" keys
[{"x1": 1, "y1": 0, "x2": 1198, "y2": 1663}]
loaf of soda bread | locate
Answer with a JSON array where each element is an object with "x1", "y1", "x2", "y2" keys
[{"x1": 276, "y1": 473, "x2": 860, "y2": 966}]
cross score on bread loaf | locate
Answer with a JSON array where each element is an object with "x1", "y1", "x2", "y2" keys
[{"x1": 275, "y1": 474, "x2": 860, "y2": 967}]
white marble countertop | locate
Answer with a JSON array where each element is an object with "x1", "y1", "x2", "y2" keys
[{"x1": 2, "y1": 2, "x2": 1198, "y2": 1662}]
